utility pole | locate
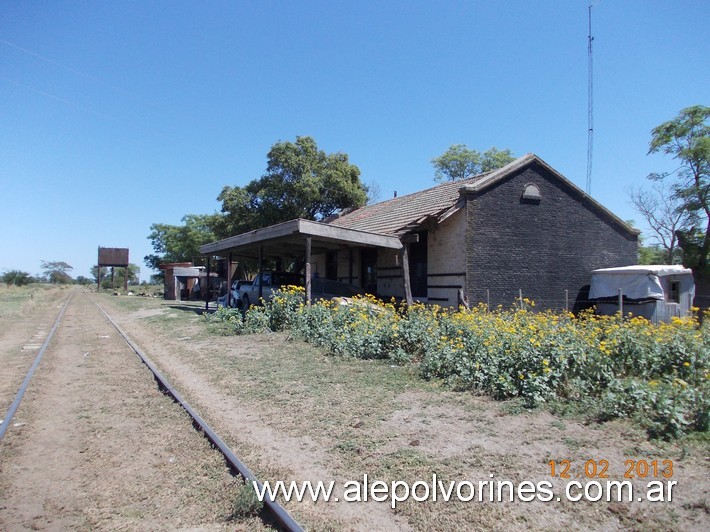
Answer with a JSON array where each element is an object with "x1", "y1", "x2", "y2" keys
[{"x1": 586, "y1": 2, "x2": 598, "y2": 196}]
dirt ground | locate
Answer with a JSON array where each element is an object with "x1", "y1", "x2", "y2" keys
[
  {"x1": 1, "y1": 287, "x2": 709, "y2": 531},
  {"x1": 0, "y1": 288, "x2": 262, "y2": 530}
]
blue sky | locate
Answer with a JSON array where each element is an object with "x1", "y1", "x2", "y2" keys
[{"x1": 1, "y1": 1, "x2": 708, "y2": 281}]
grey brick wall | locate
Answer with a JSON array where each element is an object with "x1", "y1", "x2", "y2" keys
[{"x1": 465, "y1": 162, "x2": 638, "y2": 311}]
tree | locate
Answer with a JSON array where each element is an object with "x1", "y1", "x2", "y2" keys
[
  {"x1": 639, "y1": 244, "x2": 667, "y2": 265},
  {"x1": 480, "y1": 147, "x2": 517, "y2": 173},
  {"x1": 648, "y1": 105, "x2": 709, "y2": 273},
  {"x1": 144, "y1": 214, "x2": 219, "y2": 272},
  {"x1": 625, "y1": 220, "x2": 667, "y2": 265},
  {"x1": 365, "y1": 180, "x2": 382, "y2": 205},
  {"x1": 94, "y1": 263, "x2": 140, "y2": 289},
  {"x1": 217, "y1": 136, "x2": 367, "y2": 237},
  {"x1": 116, "y1": 263, "x2": 140, "y2": 286},
  {"x1": 145, "y1": 137, "x2": 367, "y2": 275},
  {"x1": 216, "y1": 136, "x2": 367, "y2": 234},
  {"x1": 627, "y1": 181, "x2": 694, "y2": 264},
  {"x1": 432, "y1": 145, "x2": 515, "y2": 181},
  {"x1": 41, "y1": 260, "x2": 73, "y2": 284},
  {"x1": 1, "y1": 270, "x2": 33, "y2": 286}
]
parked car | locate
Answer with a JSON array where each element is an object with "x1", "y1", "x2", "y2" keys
[
  {"x1": 238, "y1": 271, "x2": 304, "y2": 309},
  {"x1": 217, "y1": 279, "x2": 253, "y2": 308}
]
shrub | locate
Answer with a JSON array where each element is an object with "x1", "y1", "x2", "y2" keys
[{"x1": 205, "y1": 288, "x2": 709, "y2": 439}]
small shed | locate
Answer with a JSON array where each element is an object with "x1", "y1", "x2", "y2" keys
[
  {"x1": 159, "y1": 263, "x2": 216, "y2": 301},
  {"x1": 589, "y1": 265, "x2": 695, "y2": 323}
]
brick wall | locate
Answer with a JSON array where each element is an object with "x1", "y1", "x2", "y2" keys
[
  {"x1": 427, "y1": 210, "x2": 466, "y2": 306},
  {"x1": 465, "y1": 163, "x2": 638, "y2": 311},
  {"x1": 377, "y1": 248, "x2": 403, "y2": 298}
]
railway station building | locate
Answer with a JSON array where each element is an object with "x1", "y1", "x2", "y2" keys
[{"x1": 200, "y1": 154, "x2": 639, "y2": 311}]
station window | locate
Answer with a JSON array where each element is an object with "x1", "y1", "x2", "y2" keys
[{"x1": 521, "y1": 183, "x2": 541, "y2": 203}]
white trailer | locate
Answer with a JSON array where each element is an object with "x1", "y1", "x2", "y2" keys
[{"x1": 589, "y1": 265, "x2": 695, "y2": 324}]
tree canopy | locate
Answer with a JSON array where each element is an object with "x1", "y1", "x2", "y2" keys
[
  {"x1": 1, "y1": 270, "x2": 33, "y2": 286},
  {"x1": 216, "y1": 136, "x2": 367, "y2": 237},
  {"x1": 92, "y1": 263, "x2": 141, "y2": 289},
  {"x1": 145, "y1": 137, "x2": 368, "y2": 274},
  {"x1": 144, "y1": 214, "x2": 219, "y2": 272},
  {"x1": 41, "y1": 260, "x2": 73, "y2": 284},
  {"x1": 647, "y1": 105, "x2": 709, "y2": 274},
  {"x1": 432, "y1": 145, "x2": 516, "y2": 181}
]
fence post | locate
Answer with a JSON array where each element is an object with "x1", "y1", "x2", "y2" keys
[
  {"x1": 486, "y1": 289, "x2": 490, "y2": 312},
  {"x1": 565, "y1": 289, "x2": 569, "y2": 313},
  {"x1": 618, "y1": 288, "x2": 623, "y2": 320},
  {"x1": 457, "y1": 288, "x2": 469, "y2": 310},
  {"x1": 519, "y1": 289, "x2": 524, "y2": 310}
]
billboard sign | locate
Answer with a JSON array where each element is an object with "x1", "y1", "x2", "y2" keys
[{"x1": 98, "y1": 247, "x2": 129, "y2": 267}]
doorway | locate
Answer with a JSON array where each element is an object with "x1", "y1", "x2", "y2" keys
[{"x1": 360, "y1": 248, "x2": 378, "y2": 295}]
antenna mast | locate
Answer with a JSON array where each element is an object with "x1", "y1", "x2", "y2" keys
[{"x1": 586, "y1": 3, "x2": 595, "y2": 196}]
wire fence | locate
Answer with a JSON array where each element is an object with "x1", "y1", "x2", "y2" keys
[{"x1": 463, "y1": 288, "x2": 699, "y2": 325}]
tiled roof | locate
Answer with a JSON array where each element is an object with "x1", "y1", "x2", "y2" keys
[
  {"x1": 328, "y1": 172, "x2": 489, "y2": 235},
  {"x1": 328, "y1": 153, "x2": 639, "y2": 238}
]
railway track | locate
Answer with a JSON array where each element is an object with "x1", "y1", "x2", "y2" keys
[
  {"x1": 1, "y1": 291, "x2": 303, "y2": 531},
  {"x1": 0, "y1": 293, "x2": 72, "y2": 441}
]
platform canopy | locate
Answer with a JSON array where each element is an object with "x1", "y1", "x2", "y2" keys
[{"x1": 199, "y1": 218, "x2": 403, "y2": 259}]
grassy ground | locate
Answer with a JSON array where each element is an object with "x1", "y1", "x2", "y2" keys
[
  {"x1": 100, "y1": 293, "x2": 710, "y2": 530},
  {"x1": 0, "y1": 284, "x2": 68, "y2": 318}
]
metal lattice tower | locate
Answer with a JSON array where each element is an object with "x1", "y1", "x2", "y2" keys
[{"x1": 586, "y1": 3, "x2": 595, "y2": 196}]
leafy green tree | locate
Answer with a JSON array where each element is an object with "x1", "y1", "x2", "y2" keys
[
  {"x1": 638, "y1": 245, "x2": 667, "y2": 265},
  {"x1": 1, "y1": 270, "x2": 33, "y2": 286},
  {"x1": 116, "y1": 263, "x2": 140, "y2": 285},
  {"x1": 41, "y1": 260, "x2": 73, "y2": 284},
  {"x1": 480, "y1": 147, "x2": 517, "y2": 173},
  {"x1": 92, "y1": 264, "x2": 140, "y2": 288},
  {"x1": 648, "y1": 105, "x2": 709, "y2": 274},
  {"x1": 145, "y1": 137, "x2": 367, "y2": 276},
  {"x1": 74, "y1": 275, "x2": 93, "y2": 285},
  {"x1": 432, "y1": 145, "x2": 515, "y2": 181},
  {"x1": 144, "y1": 214, "x2": 219, "y2": 272},
  {"x1": 217, "y1": 136, "x2": 367, "y2": 237}
]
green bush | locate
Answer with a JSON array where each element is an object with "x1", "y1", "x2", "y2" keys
[{"x1": 205, "y1": 288, "x2": 709, "y2": 440}]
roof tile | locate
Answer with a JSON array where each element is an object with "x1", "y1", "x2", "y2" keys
[{"x1": 329, "y1": 173, "x2": 488, "y2": 234}]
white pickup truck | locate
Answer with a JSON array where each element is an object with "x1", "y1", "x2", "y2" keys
[{"x1": 237, "y1": 271, "x2": 305, "y2": 309}]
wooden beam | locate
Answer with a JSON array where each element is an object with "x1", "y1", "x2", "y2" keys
[
  {"x1": 400, "y1": 244, "x2": 413, "y2": 306},
  {"x1": 227, "y1": 252, "x2": 233, "y2": 307},
  {"x1": 200, "y1": 219, "x2": 301, "y2": 255},
  {"x1": 305, "y1": 237, "x2": 312, "y2": 305},
  {"x1": 258, "y1": 246, "x2": 264, "y2": 301},
  {"x1": 205, "y1": 257, "x2": 211, "y2": 312},
  {"x1": 348, "y1": 248, "x2": 353, "y2": 285},
  {"x1": 199, "y1": 218, "x2": 402, "y2": 256},
  {"x1": 297, "y1": 219, "x2": 402, "y2": 249}
]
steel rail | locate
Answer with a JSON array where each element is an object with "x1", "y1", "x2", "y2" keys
[
  {"x1": 91, "y1": 297, "x2": 304, "y2": 532},
  {"x1": 0, "y1": 294, "x2": 72, "y2": 441}
]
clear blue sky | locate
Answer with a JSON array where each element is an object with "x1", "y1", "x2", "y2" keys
[{"x1": 1, "y1": 1, "x2": 708, "y2": 281}]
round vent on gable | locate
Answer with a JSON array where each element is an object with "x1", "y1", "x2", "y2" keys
[{"x1": 521, "y1": 183, "x2": 541, "y2": 203}]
